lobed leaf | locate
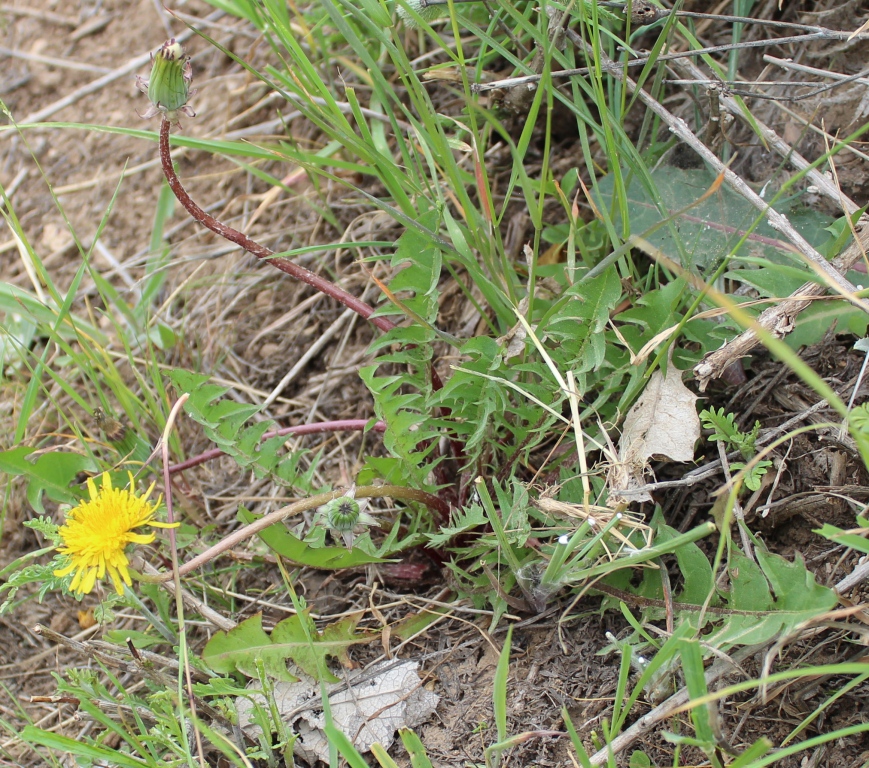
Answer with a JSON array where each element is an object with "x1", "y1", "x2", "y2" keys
[
  {"x1": 168, "y1": 369, "x2": 316, "y2": 492},
  {"x1": 202, "y1": 611, "x2": 374, "y2": 683},
  {"x1": 0, "y1": 446, "x2": 96, "y2": 513}
]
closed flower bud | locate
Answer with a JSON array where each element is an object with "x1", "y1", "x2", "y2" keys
[
  {"x1": 318, "y1": 485, "x2": 379, "y2": 548},
  {"x1": 148, "y1": 40, "x2": 189, "y2": 111},
  {"x1": 325, "y1": 497, "x2": 361, "y2": 532},
  {"x1": 136, "y1": 38, "x2": 197, "y2": 124}
]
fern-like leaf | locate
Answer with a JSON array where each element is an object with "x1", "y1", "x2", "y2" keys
[{"x1": 168, "y1": 369, "x2": 316, "y2": 492}]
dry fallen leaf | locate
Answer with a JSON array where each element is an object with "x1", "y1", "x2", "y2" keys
[
  {"x1": 236, "y1": 659, "x2": 439, "y2": 763},
  {"x1": 607, "y1": 366, "x2": 700, "y2": 506},
  {"x1": 496, "y1": 296, "x2": 531, "y2": 359}
]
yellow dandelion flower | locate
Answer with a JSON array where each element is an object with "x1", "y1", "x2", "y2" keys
[{"x1": 54, "y1": 472, "x2": 174, "y2": 596}]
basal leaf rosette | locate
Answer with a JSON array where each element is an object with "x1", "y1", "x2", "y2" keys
[{"x1": 54, "y1": 472, "x2": 176, "y2": 596}]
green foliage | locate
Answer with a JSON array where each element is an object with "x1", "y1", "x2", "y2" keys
[
  {"x1": 23, "y1": 514, "x2": 61, "y2": 543},
  {"x1": 202, "y1": 611, "x2": 374, "y2": 684},
  {"x1": 21, "y1": 727, "x2": 154, "y2": 768},
  {"x1": 429, "y1": 267, "x2": 629, "y2": 465},
  {"x1": 595, "y1": 166, "x2": 836, "y2": 275},
  {"x1": 705, "y1": 547, "x2": 837, "y2": 647},
  {"x1": 618, "y1": 514, "x2": 838, "y2": 653},
  {"x1": 700, "y1": 407, "x2": 760, "y2": 459},
  {"x1": 399, "y1": 728, "x2": 436, "y2": 768},
  {"x1": 678, "y1": 639, "x2": 715, "y2": 755},
  {"x1": 359, "y1": 217, "x2": 444, "y2": 488},
  {"x1": 16, "y1": 660, "x2": 239, "y2": 766},
  {"x1": 485, "y1": 624, "x2": 513, "y2": 768},
  {"x1": 168, "y1": 369, "x2": 318, "y2": 492},
  {"x1": 6, "y1": 0, "x2": 869, "y2": 763},
  {"x1": 424, "y1": 503, "x2": 488, "y2": 549},
  {"x1": 0, "y1": 282, "x2": 108, "y2": 355},
  {"x1": 848, "y1": 401, "x2": 869, "y2": 465},
  {"x1": 814, "y1": 514, "x2": 869, "y2": 554},
  {"x1": 237, "y1": 506, "x2": 391, "y2": 568},
  {"x1": 0, "y1": 446, "x2": 95, "y2": 513},
  {"x1": 700, "y1": 407, "x2": 772, "y2": 491},
  {"x1": 0, "y1": 560, "x2": 66, "y2": 614}
]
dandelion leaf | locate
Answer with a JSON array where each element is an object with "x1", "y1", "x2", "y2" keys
[
  {"x1": 594, "y1": 166, "x2": 834, "y2": 273},
  {"x1": 0, "y1": 446, "x2": 96, "y2": 513},
  {"x1": 167, "y1": 369, "x2": 315, "y2": 492},
  {"x1": 633, "y1": 514, "x2": 715, "y2": 606},
  {"x1": 544, "y1": 268, "x2": 622, "y2": 374},
  {"x1": 611, "y1": 515, "x2": 835, "y2": 652},
  {"x1": 237, "y1": 507, "x2": 388, "y2": 568},
  {"x1": 359, "y1": 212, "x2": 444, "y2": 488},
  {"x1": 706, "y1": 548, "x2": 837, "y2": 648},
  {"x1": 202, "y1": 611, "x2": 374, "y2": 683}
]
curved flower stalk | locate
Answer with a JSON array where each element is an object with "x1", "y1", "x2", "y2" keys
[
  {"x1": 136, "y1": 39, "x2": 457, "y2": 508},
  {"x1": 54, "y1": 472, "x2": 176, "y2": 596},
  {"x1": 135, "y1": 38, "x2": 396, "y2": 333}
]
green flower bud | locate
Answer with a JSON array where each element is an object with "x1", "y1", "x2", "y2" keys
[
  {"x1": 136, "y1": 38, "x2": 196, "y2": 124},
  {"x1": 148, "y1": 40, "x2": 189, "y2": 112},
  {"x1": 317, "y1": 486, "x2": 380, "y2": 548},
  {"x1": 325, "y1": 498, "x2": 360, "y2": 532}
]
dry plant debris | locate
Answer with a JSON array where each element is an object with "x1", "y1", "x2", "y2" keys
[
  {"x1": 608, "y1": 365, "x2": 701, "y2": 506},
  {"x1": 236, "y1": 659, "x2": 440, "y2": 763}
]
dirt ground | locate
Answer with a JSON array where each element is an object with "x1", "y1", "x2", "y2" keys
[{"x1": 2, "y1": 0, "x2": 869, "y2": 766}]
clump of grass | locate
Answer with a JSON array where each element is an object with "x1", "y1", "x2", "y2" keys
[{"x1": 2, "y1": 1, "x2": 869, "y2": 765}]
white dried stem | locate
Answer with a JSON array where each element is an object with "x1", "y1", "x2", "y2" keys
[
  {"x1": 563, "y1": 29, "x2": 869, "y2": 389},
  {"x1": 667, "y1": 56, "x2": 862, "y2": 217}
]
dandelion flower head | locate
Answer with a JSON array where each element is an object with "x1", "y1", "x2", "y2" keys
[{"x1": 54, "y1": 472, "x2": 172, "y2": 596}]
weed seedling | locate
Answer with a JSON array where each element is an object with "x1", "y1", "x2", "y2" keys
[{"x1": 700, "y1": 407, "x2": 772, "y2": 491}]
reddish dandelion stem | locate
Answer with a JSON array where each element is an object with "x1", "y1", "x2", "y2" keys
[
  {"x1": 168, "y1": 419, "x2": 386, "y2": 474},
  {"x1": 158, "y1": 119, "x2": 395, "y2": 333},
  {"x1": 158, "y1": 117, "x2": 455, "y2": 500}
]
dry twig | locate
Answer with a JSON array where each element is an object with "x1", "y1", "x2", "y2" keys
[{"x1": 551, "y1": 27, "x2": 869, "y2": 389}]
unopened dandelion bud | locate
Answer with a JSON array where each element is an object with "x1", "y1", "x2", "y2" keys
[
  {"x1": 148, "y1": 39, "x2": 190, "y2": 111},
  {"x1": 136, "y1": 38, "x2": 196, "y2": 124},
  {"x1": 325, "y1": 497, "x2": 361, "y2": 532},
  {"x1": 316, "y1": 485, "x2": 379, "y2": 548}
]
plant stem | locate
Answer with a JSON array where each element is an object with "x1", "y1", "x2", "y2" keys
[
  {"x1": 158, "y1": 118, "x2": 457, "y2": 492},
  {"x1": 167, "y1": 419, "x2": 386, "y2": 474},
  {"x1": 158, "y1": 118, "x2": 394, "y2": 333},
  {"x1": 140, "y1": 485, "x2": 450, "y2": 582}
]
